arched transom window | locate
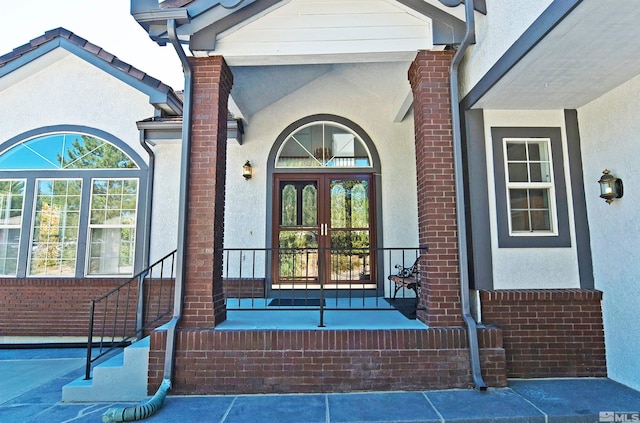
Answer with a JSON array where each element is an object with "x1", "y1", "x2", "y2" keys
[
  {"x1": 275, "y1": 121, "x2": 372, "y2": 168},
  {"x1": 0, "y1": 131, "x2": 146, "y2": 278}
]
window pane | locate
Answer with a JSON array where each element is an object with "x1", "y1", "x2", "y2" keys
[
  {"x1": 0, "y1": 228, "x2": 20, "y2": 275},
  {"x1": 529, "y1": 189, "x2": 549, "y2": 208},
  {"x1": 0, "y1": 180, "x2": 25, "y2": 275},
  {"x1": 87, "y1": 179, "x2": 138, "y2": 276},
  {"x1": 530, "y1": 210, "x2": 551, "y2": 231},
  {"x1": 530, "y1": 162, "x2": 552, "y2": 183},
  {"x1": 0, "y1": 133, "x2": 138, "y2": 170},
  {"x1": 510, "y1": 210, "x2": 530, "y2": 232},
  {"x1": 528, "y1": 141, "x2": 549, "y2": 161},
  {"x1": 509, "y1": 189, "x2": 528, "y2": 209},
  {"x1": 506, "y1": 142, "x2": 526, "y2": 161},
  {"x1": 276, "y1": 122, "x2": 371, "y2": 168},
  {"x1": 508, "y1": 163, "x2": 528, "y2": 182},
  {"x1": 29, "y1": 179, "x2": 82, "y2": 276},
  {"x1": 88, "y1": 227, "x2": 135, "y2": 275}
]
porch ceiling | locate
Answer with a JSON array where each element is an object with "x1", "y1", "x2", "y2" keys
[
  {"x1": 472, "y1": 0, "x2": 640, "y2": 110},
  {"x1": 230, "y1": 61, "x2": 413, "y2": 121}
]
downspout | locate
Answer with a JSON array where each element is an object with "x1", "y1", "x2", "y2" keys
[
  {"x1": 162, "y1": 16, "x2": 192, "y2": 385},
  {"x1": 447, "y1": 0, "x2": 488, "y2": 390},
  {"x1": 102, "y1": 17, "x2": 192, "y2": 423}
]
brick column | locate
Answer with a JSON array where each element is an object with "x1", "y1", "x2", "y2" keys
[
  {"x1": 180, "y1": 56, "x2": 233, "y2": 328},
  {"x1": 408, "y1": 50, "x2": 463, "y2": 327}
]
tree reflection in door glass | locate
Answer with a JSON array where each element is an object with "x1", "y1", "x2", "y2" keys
[
  {"x1": 330, "y1": 179, "x2": 370, "y2": 282},
  {"x1": 278, "y1": 231, "x2": 318, "y2": 283}
]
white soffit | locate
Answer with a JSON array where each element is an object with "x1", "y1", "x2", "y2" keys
[
  {"x1": 208, "y1": 0, "x2": 433, "y2": 65},
  {"x1": 474, "y1": 0, "x2": 640, "y2": 110}
]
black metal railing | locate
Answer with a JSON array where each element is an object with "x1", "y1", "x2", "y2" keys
[
  {"x1": 84, "y1": 250, "x2": 177, "y2": 380},
  {"x1": 222, "y1": 247, "x2": 427, "y2": 327}
]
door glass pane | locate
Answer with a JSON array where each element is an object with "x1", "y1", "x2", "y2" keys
[
  {"x1": 301, "y1": 184, "x2": 317, "y2": 226},
  {"x1": 329, "y1": 178, "x2": 371, "y2": 282},
  {"x1": 330, "y1": 230, "x2": 370, "y2": 281},
  {"x1": 330, "y1": 179, "x2": 369, "y2": 229},
  {"x1": 278, "y1": 230, "x2": 318, "y2": 281},
  {"x1": 281, "y1": 184, "x2": 297, "y2": 226}
]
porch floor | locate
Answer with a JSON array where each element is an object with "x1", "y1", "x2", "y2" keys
[{"x1": 220, "y1": 297, "x2": 426, "y2": 330}]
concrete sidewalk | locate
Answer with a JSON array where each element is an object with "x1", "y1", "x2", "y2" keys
[{"x1": 1, "y1": 348, "x2": 640, "y2": 423}]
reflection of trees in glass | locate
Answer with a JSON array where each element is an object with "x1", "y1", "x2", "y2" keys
[
  {"x1": 302, "y1": 184, "x2": 317, "y2": 226},
  {"x1": 88, "y1": 179, "x2": 138, "y2": 275},
  {"x1": 281, "y1": 184, "x2": 296, "y2": 226},
  {"x1": 329, "y1": 180, "x2": 370, "y2": 280},
  {"x1": 0, "y1": 180, "x2": 25, "y2": 275},
  {"x1": 278, "y1": 231, "x2": 318, "y2": 280},
  {"x1": 30, "y1": 179, "x2": 82, "y2": 276},
  {"x1": 59, "y1": 135, "x2": 136, "y2": 169},
  {"x1": 0, "y1": 180, "x2": 25, "y2": 222}
]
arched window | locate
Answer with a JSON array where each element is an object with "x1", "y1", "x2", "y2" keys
[
  {"x1": 0, "y1": 129, "x2": 147, "y2": 278},
  {"x1": 275, "y1": 121, "x2": 372, "y2": 168}
]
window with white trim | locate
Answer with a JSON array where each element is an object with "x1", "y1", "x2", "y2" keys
[
  {"x1": 0, "y1": 129, "x2": 145, "y2": 278},
  {"x1": 0, "y1": 180, "x2": 25, "y2": 276},
  {"x1": 88, "y1": 178, "x2": 138, "y2": 275},
  {"x1": 504, "y1": 138, "x2": 556, "y2": 235}
]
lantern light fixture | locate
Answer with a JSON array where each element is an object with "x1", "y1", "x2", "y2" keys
[
  {"x1": 598, "y1": 169, "x2": 623, "y2": 204},
  {"x1": 242, "y1": 160, "x2": 252, "y2": 180}
]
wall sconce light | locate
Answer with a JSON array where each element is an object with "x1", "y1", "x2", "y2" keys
[
  {"x1": 598, "y1": 169, "x2": 623, "y2": 204},
  {"x1": 242, "y1": 160, "x2": 252, "y2": 180}
]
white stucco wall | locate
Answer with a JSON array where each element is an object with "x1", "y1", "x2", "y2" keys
[
  {"x1": 0, "y1": 52, "x2": 152, "y2": 160},
  {"x1": 0, "y1": 50, "x2": 178, "y2": 265},
  {"x1": 482, "y1": 109, "x2": 580, "y2": 289},
  {"x1": 460, "y1": 0, "x2": 553, "y2": 98},
  {"x1": 578, "y1": 73, "x2": 640, "y2": 391},
  {"x1": 148, "y1": 142, "x2": 182, "y2": 262},
  {"x1": 224, "y1": 61, "x2": 420, "y2": 281}
]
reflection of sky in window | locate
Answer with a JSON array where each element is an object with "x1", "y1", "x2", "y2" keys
[
  {"x1": 0, "y1": 133, "x2": 137, "y2": 170},
  {"x1": 0, "y1": 134, "x2": 66, "y2": 169}
]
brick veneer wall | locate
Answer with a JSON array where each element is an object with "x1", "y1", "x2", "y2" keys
[
  {"x1": 223, "y1": 278, "x2": 265, "y2": 299},
  {"x1": 148, "y1": 326, "x2": 506, "y2": 394},
  {"x1": 0, "y1": 278, "x2": 173, "y2": 338},
  {"x1": 479, "y1": 289, "x2": 606, "y2": 378}
]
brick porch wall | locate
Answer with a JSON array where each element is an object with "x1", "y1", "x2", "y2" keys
[
  {"x1": 148, "y1": 326, "x2": 506, "y2": 395},
  {"x1": 479, "y1": 289, "x2": 607, "y2": 378},
  {"x1": 0, "y1": 278, "x2": 171, "y2": 338}
]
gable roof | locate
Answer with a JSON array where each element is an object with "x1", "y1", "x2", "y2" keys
[
  {"x1": 0, "y1": 27, "x2": 182, "y2": 116},
  {"x1": 133, "y1": 0, "x2": 477, "y2": 53}
]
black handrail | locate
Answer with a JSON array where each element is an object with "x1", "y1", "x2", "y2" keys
[
  {"x1": 222, "y1": 246, "x2": 428, "y2": 327},
  {"x1": 84, "y1": 250, "x2": 177, "y2": 380}
]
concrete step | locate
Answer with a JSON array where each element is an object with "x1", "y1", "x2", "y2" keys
[{"x1": 61, "y1": 337, "x2": 149, "y2": 402}]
